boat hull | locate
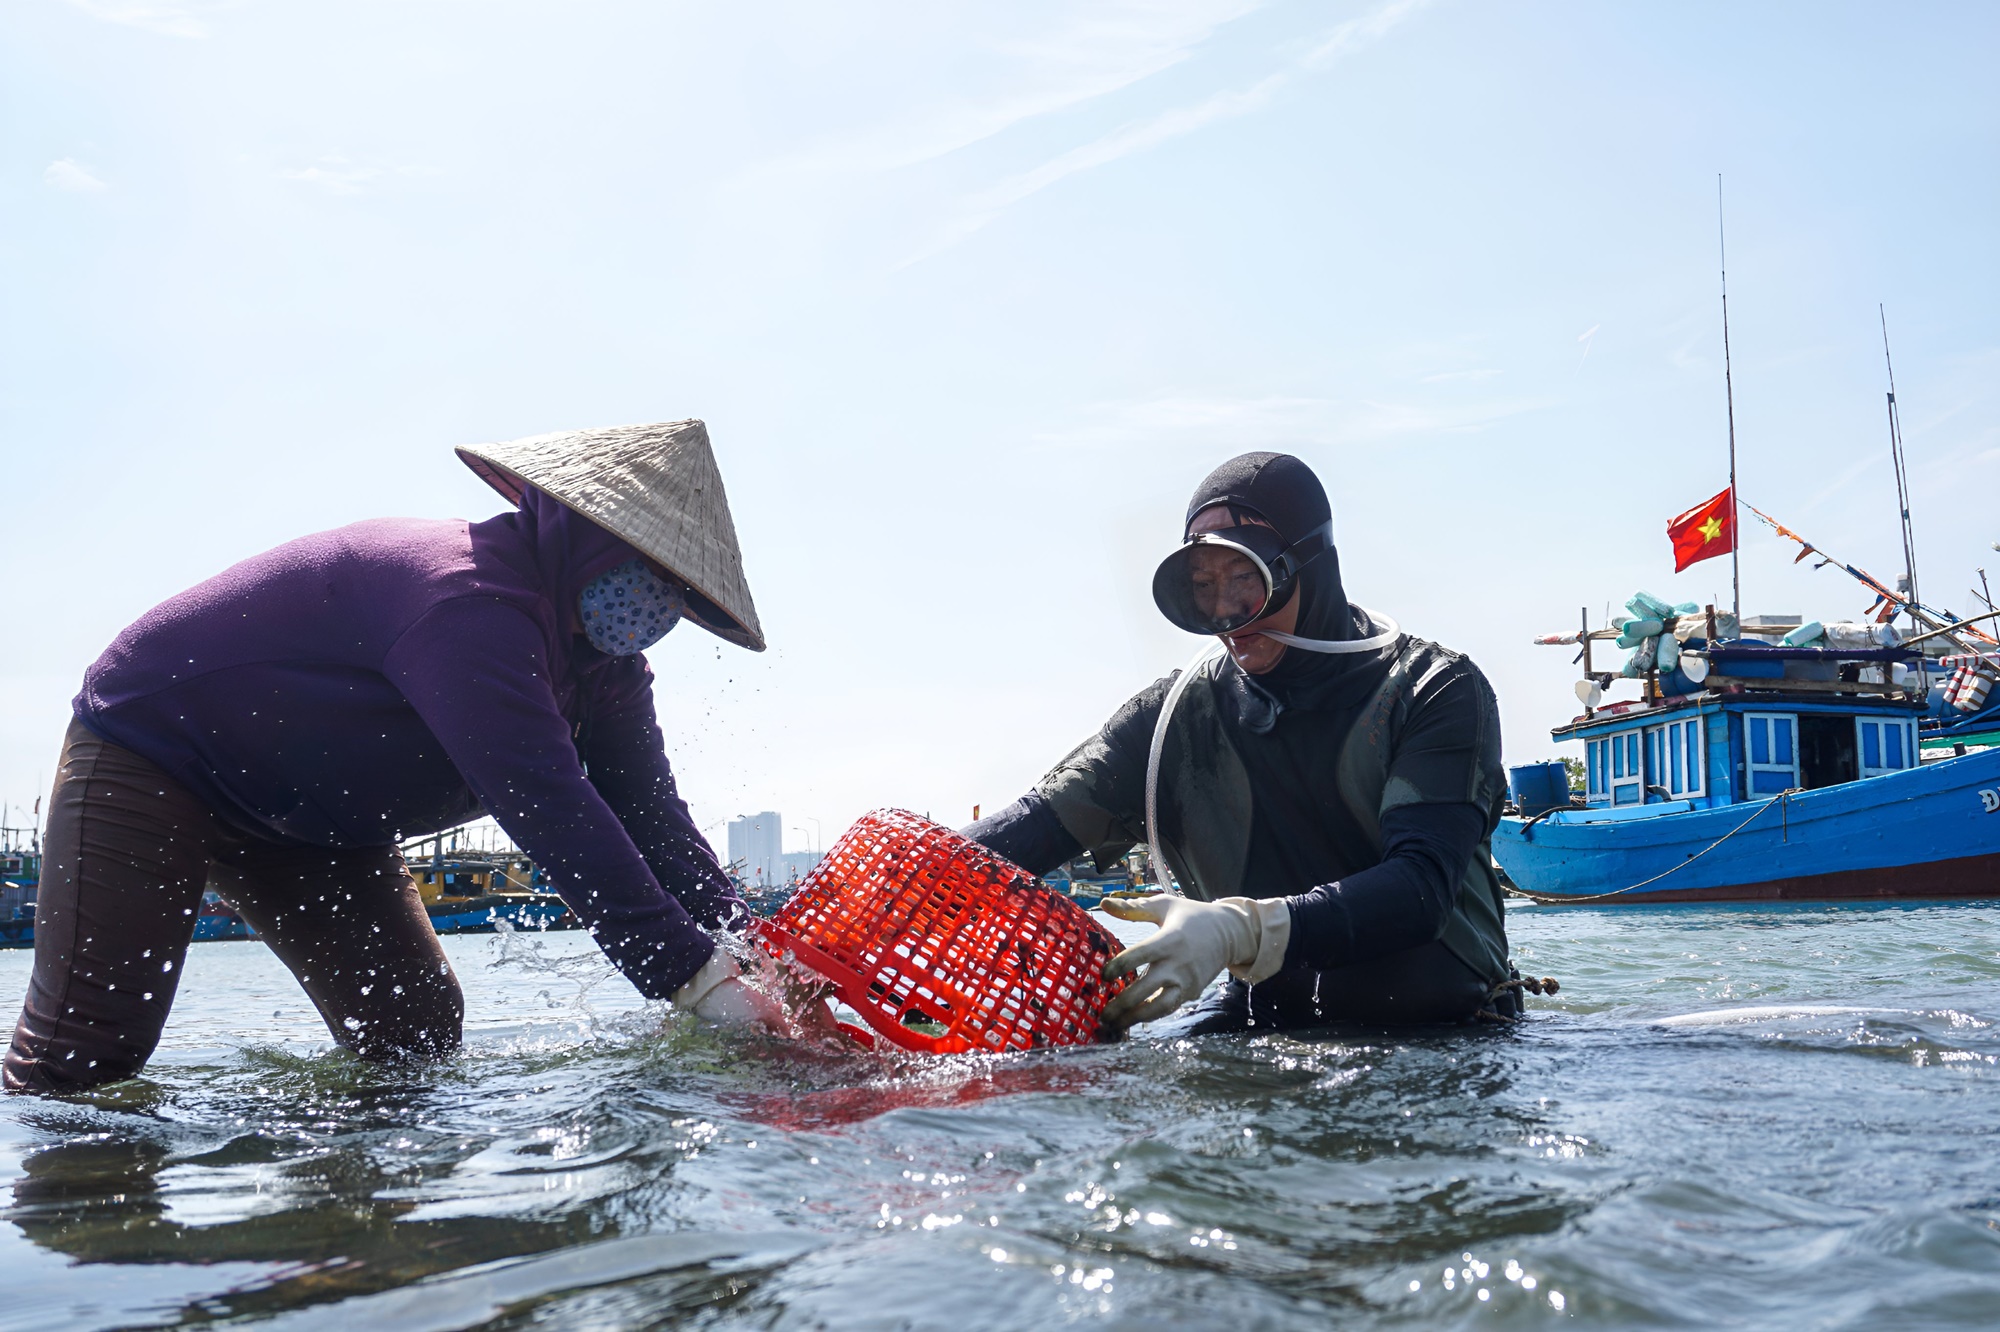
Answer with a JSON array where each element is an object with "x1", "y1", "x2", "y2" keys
[
  {"x1": 0, "y1": 895, "x2": 576, "y2": 948},
  {"x1": 192, "y1": 911, "x2": 256, "y2": 941},
  {"x1": 425, "y1": 894, "x2": 574, "y2": 934},
  {"x1": 1493, "y1": 747, "x2": 2000, "y2": 903}
]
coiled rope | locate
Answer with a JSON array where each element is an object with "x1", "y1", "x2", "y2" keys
[
  {"x1": 1500, "y1": 787, "x2": 1804, "y2": 905},
  {"x1": 1475, "y1": 972, "x2": 1563, "y2": 1022}
]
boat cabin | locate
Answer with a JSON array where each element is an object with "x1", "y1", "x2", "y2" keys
[{"x1": 1567, "y1": 696, "x2": 1919, "y2": 812}]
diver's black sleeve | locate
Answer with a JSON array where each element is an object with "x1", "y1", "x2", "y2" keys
[
  {"x1": 1279, "y1": 802, "x2": 1488, "y2": 971},
  {"x1": 1029, "y1": 676, "x2": 1174, "y2": 871},
  {"x1": 960, "y1": 791, "x2": 1082, "y2": 877}
]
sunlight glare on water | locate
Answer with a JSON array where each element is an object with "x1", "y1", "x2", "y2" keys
[{"x1": 2, "y1": 901, "x2": 1998, "y2": 1329}]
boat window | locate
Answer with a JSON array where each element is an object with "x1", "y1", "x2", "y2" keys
[
  {"x1": 1643, "y1": 718, "x2": 1707, "y2": 800},
  {"x1": 1857, "y1": 717, "x2": 1915, "y2": 779},
  {"x1": 1745, "y1": 714, "x2": 1800, "y2": 795},
  {"x1": 1585, "y1": 738, "x2": 1610, "y2": 802},
  {"x1": 1606, "y1": 730, "x2": 1643, "y2": 805}
]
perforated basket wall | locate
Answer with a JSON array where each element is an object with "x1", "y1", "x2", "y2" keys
[{"x1": 752, "y1": 809, "x2": 1129, "y2": 1055}]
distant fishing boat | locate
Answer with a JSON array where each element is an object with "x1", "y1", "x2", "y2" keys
[
  {"x1": 740, "y1": 884, "x2": 796, "y2": 917},
  {"x1": 0, "y1": 838, "x2": 38, "y2": 949},
  {"x1": 181, "y1": 877, "x2": 575, "y2": 942},
  {"x1": 192, "y1": 891, "x2": 256, "y2": 941},
  {"x1": 1042, "y1": 849, "x2": 1154, "y2": 910},
  {"x1": 1498, "y1": 219, "x2": 2000, "y2": 903},
  {"x1": 406, "y1": 834, "x2": 578, "y2": 935},
  {"x1": 1495, "y1": 338, "x2": 2000, "y2": 904},
  {"x1": 0, "y1": 828, "x2": 578, "y2": 948},
  {"x1": 423, "y1": 892, "x2": 574, "y2": 934},
  {"x1": 1496, "y1": 616, "x2": 2000, "y2": 896}
]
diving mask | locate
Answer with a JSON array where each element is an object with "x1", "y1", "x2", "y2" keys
[{"x1": 1150, "y1": 520, "x2": 1334, "y2": 636}]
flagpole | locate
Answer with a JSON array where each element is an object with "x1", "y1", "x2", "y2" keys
[
  {"x1": 1718, "y1": 174, "x2": 1741, "y2": 623},
  {"x1": 1880, "y1": 304, "x2": 1921, "y2": 632}
]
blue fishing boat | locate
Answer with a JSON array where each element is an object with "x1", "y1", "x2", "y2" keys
[
  {"x1": 406, "y1": 833, "x2": 580, "y2": 935},
  {"x1": 424, "y1": 892, "x2": 574, "y2": 933},
  {"x1": 192, "y1": 891, "x2": 256, "y2": 941},
  {"x1": 0, "y1": 829, "x2": 578, "y2": 947},
  {"x1": 1042, "y1": 848, "x2": 1153, "y2": 910},
  {"x1": 1494, "y1": 615, "x2": 2000, "y2": 903},
  {"x1": 1, "y1": 849, "x2": 252, "y2": 948},
  {"x1": 0, "y1": 841, "x2": 38, "y2": 949}
]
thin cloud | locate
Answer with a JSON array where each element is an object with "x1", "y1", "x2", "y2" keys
[
  {"x1": 43, "y1": 159, "x2": 108, "y2": 193},
  {"x1": 65, "y1": 0, "x2": 222, "y2": 38},
  {"x1": 910, "y1": 0, "x2": 1431, "y2": 263},
  {"x1": 733, "y1": 0, "x2": 1264, "y2": 185},
  {"x1": 1576, "y1": 323, "x2": 1600, "y2": 373},
  {"x1": 1299, "y1": 0, "x2": 1430, "y2": 65},
  {"x1": 278, "y1": 158, "x2": 386, "y2": 195},
  {"x1": 1898, "y1": 347, "x2": 2000, "y2": 443},
  {"x1": 1794, "y1": 451, "x2": 1884, "y2": 516},
  {"x1": 1668, "y1": 333, "x2": 1709, "y2": 373}
]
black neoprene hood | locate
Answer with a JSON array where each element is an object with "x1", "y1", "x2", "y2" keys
[{"x1": 1184, "y1": 452, "x2": 1333, "y2": 543}]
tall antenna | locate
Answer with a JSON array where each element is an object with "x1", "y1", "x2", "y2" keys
[
  {"x1": 1718, "y1": 175, "x2": 1742, "y2": 621},
  {"x1": 1880, "y1": 304, "x2": 1920, "y2": 630}
]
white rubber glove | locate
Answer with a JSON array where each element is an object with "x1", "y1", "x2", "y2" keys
[
  {"x1": 672, "y1": 947, "x2": 787, "y2": 1031},
  {"x1": 1100, "y1": 894, "x2": 1292, "y2": 1028}
]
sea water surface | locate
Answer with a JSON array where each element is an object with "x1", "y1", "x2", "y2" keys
[{"x1": 2, "y1": 902, "x2": 1998, "y2": 1330}]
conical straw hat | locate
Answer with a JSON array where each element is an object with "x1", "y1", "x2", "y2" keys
[{"x1": 457, "y1": 420, "x2": 766, "y2": 651}]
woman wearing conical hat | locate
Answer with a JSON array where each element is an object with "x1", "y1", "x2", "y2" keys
[{"x1": 6, "y1": 421, "x2": 813, "y2": 1093}]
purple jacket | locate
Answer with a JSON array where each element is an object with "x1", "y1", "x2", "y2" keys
[{"x1": 74, "y1": 488, "x2": 744, "y2": 998}]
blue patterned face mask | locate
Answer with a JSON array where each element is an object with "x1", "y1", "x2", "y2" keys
[{"x1": 579, "y1": 559, "x2": 685, "y2": 656}]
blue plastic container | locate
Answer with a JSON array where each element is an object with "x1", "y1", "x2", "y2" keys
[
  {"x1": 1709, "y1": 645, "x2": 1785, "y2": 679},
  {"x1": 1508, "y1": 761, "x2": 1572, "y2": 816}
]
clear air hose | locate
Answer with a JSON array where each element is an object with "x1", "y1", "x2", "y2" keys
[{"x1": 1142, "y1": 609, "x2": 1401, "y2": 893}]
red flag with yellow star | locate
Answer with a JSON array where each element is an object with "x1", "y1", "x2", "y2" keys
[{"x1": 1667, "y1": 487, "x2": 1735, "y2": 572}]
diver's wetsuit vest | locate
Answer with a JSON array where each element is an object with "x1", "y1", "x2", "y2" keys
[{"x1": 1040, "y1": 635, "x2": 1511, "y2": 988}]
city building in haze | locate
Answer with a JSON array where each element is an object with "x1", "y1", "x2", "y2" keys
[{"x1": 726, "y1": 812, "x2": 782, "y2": 886}]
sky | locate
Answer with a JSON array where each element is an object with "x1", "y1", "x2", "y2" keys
[{"x1": 3, "y1": 0, "x2": 1996, "y2": 854}]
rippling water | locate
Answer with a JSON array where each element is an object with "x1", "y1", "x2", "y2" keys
[{"x1": 4, "y1": 901, "x2": 1998, "y2": 1330}]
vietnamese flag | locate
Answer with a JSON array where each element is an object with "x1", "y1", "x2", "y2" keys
[{"x1": 1667, "y1": 487, "x2": 1735, "y2": 572}]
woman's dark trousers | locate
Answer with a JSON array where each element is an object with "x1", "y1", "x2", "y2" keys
[{"x1": 5, "y1": 720, "x2": 463, "y2": 1093}]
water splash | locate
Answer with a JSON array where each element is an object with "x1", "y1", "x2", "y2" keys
[{"x1": 485, "y1": 918, "x2": 625, "y2": 1037}]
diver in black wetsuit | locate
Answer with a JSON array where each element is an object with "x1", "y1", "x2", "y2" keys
[{"x1": 963, "y1": 452, "x2": 1517, "y2": 1033}]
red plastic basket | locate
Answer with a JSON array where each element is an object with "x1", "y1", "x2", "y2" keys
[{"x1": 752, "y1": 809, "x2": 1129, "y2": 1055}]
